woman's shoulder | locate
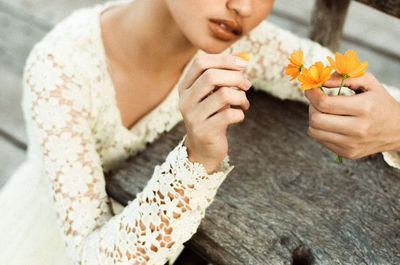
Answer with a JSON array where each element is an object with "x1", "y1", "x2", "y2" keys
[{"x1": 27, "y1": 3, "x2": 105, "y2": 71}]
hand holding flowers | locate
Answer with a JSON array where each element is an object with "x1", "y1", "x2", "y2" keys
[
  {"x1": 306, "y1": 71, "x2": 400, "y2": 161},
  {"x1": 286, "y1": 50, "x2": 400, "y2": 162}
]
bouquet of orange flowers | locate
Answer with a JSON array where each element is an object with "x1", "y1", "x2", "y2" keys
[{"x1": 285, "y1": 49, "x2": 368, "y2": 163}]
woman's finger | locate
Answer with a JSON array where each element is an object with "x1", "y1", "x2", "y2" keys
[
  {"x1": 322, "y1": 71, "x2": 382, "y2": 93},
  {"x1": 305, "y1": 87, "x2": 366, "y2": 116},
  {"x1": 322, "y1": 142, "x2": 365, "y2": 160},
  {"x1": 188, "y1": 68, "x2": 251, "y2": 104},
  {"x1": 308, "y1": 104, "x2": 358, "y2": 135},
  {"x1": 178, "y1": 53, "x2": 248, "y2": 95},
  {"x1": 205, "y1": 107, "x2": 245, "y2": 130},
  {"x1": 307, "y1": 126, "x2": 348, "y2": 145},
  {"x1": 195, "y1": 86, "x2": 250, "y2": 120}
]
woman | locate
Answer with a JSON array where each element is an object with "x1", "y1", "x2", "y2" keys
[{"x1": 0, "y1": 0, "x2": 399, "y2": 264}]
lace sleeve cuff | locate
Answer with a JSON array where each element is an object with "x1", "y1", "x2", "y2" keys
[
  {"x1": 382, "y1": 151, "x2": 400, "y2": 170},
  {"x1": 164, "y1": 134, "x2": 235, "y2": 204},
  {"x1": 381, "y1": 84, "x2": 400, "y2": 170}
]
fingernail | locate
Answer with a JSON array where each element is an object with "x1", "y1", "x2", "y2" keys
[
  {"x1": 245, "y1": 79, "x2": 251, "y2": 87},
  {"x1": 235, "y1": 57, "x2": 248, "y2": 67}
]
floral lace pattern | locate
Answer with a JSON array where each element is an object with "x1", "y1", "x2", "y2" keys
[
  {"x1": 20, "y1": 0, "x2": 400, "y2": 264},
  {"x1": 23, "y1": 43, "x2": 233, "y2": 264}
]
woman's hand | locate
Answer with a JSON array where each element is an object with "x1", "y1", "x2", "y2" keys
[
  {"x1": 304, "y1": 72, "x2": 400, "y2": 160},
  {"x1": 178, "y1": 54, "x2": 251, "y2": 174}
]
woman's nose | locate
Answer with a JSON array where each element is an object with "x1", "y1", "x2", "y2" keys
[{"x1": 227, "y1": 0, "x2": 252, "y2": 17}]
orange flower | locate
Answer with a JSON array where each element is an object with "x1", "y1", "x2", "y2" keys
[
  {"x1": 327, "y1": 49, "x2": 368, "y2": 78},
  {"x1": 285, "y1": 51, "x2": 304, "y2": 81},
  {"x1": 235, "y1": 52, "x2": 252, "y2": 61},
  {"x1": 297, "y1": 61, "x2": 333, "y2": 90}
]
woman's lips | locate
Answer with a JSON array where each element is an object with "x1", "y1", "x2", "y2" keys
[{"x1": 208, "y1": 19, "x2": 242, "y2": 41}]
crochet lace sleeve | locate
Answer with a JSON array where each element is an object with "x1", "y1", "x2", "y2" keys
[
  {"x1": 22, "y1": 44, "x2": 234, "y2": 265},
  {"x1": 380, "y1": 84, "x2": 400, "y2": 170},
  {"x1": 226, "y1": 20, "x2": 400, "y2": 170}
]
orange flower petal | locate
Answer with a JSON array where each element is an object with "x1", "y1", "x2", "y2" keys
[
  {"x1": 344, "y1": 50, "x2": 357, "y2": 61},
  {"x1": 349, "y1": 72, "x2": 365, "y2": 79},
  {"x1": 328, "y1": 50, "x2": 368, "y2": 78},
  {"x1": 348, "y1": 61, "x2": 368, "y2": 78},
  {"x1": 320, "y1": 67, "x2": 333, "y2": 82},
  {"x1": 308, "y1": 66, "x2": 319, "y2": 81},
  {"x1": 315, "y1": 62, "x2": 325, "y2": 75},
  {"x1": 288, "y1": 50, "x2": 303, "y2": 66},
  {"x1": 285, "y1": 64, "x2": 300, "y2": 80},
  {"x1": 300, "y1": 83, "x2": 314, "y2": 90},
  {"x1": 335, "y1": 52, "x2": 345, "y2": 74},
  {"x1": 327, "y1": 56, "x2": 336, "y2": 70},
  {"x1": 298, "y1": 62, "x2": 332, "y2": 91},
  {"x1": 344, "y1": 50, "x2": 358, "y2": 74},
  {"x1": 298, "y1": 68, "x2": 312, "y2": 84},
  {"x1": 235, "y1": 52, "x2": 252, "y2": 61}
]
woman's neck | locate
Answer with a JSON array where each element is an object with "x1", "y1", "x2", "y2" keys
[{"x1": 107, "y1": 0, "x2": 198, "y2": 74}]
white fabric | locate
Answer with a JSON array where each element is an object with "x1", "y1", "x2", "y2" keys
[{"x1": 1, "y1": 0, "x2": 399, "y2": 264}]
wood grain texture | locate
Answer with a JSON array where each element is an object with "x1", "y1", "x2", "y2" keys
[
  {"x1": 0, "y1": 9, "x2": 47, "y2": 73},
  {"x1": 355, "y1": 0, "x2": 400, "y2": 18},
  {"x1": 0, "y1": 0, "x2": 106, "y2": 28},
  {"x1": 106, "y1": 88, "x2": 400, "y2": 265},
  {"x1": 0, "y1": 62, "x2": 27, "y2": 144},
  {"x1": 0, "y1": 136, "x2": 26, "y2": 189},
  {"x1": 309, "y1": 0, "x2": 400, "y2": 51},
  {"x1": 309, "y1": 0, "x2": 351, "y2": 51}
]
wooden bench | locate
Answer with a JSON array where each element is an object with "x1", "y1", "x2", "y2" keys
[
  {"x1": 106, "y1": 88, "x2": 400, "y2": 264},
  {"x1": 106, "y1": 0, "x2": 400, "y2": 264}
]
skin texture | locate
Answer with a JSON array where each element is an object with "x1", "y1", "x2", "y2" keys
[{"x1": 305, "y1": 72, "x2": 400, "y2": 160}]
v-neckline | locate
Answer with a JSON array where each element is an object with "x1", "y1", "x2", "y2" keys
[{"x1": 95, "y1": 0, "x2": 199, "y2": 133}]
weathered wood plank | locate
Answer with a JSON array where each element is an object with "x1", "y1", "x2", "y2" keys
[
  {"x1": 106, "y1": 88, "x2": 400, "y2": 265},
  {"x1": 309, "y1": 0, "x2": 351, "y2": 51},
  {"x1": 0, "y1": 9, "x2": 47, "y2": 73},
  {"x1": 309, "y1": 0, "x2": 400, "y2": 52},
  {"x1": 355, "y1": 0, "x2": 400, "y2": 18},
  {"x1": 272, "y1": 0, "x2": 400, "y2": 59},
  {"x1": 0, "y1": 136, "x2": 26, "y2": 189},
  {"x1": 0, "y1": 63, "x2": 28, "y2": 144},
  {"x1": 0, "y1": 0, "x2": 106, "y2": 29}
]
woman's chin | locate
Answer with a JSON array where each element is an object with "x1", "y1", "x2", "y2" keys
[{"x1": 196, "y1": 38, "x2": 236, "y2": 54}]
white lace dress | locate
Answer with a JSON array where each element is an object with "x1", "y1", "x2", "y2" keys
[{"x1": 1, "y1": 0, "x2": 399, "y2": 264}]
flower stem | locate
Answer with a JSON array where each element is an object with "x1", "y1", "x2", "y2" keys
[
  {"x1": 337, "y1": 75, "x2": 346, "y2": 96},
  {"x1": 335, "y1": 75, "x2": 347, "y2": 164},
  {"x1": 319, "y1": 86, "x2": 325, "y2": 93}
]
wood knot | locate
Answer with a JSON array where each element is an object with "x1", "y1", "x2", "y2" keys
[{"x1": 292, "y1": 243, "x2": 315, "y2": 265}]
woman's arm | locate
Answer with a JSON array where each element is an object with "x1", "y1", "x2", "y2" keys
[{"x1": 22, "y1": 44, "x2": 233, "y2": 265}]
